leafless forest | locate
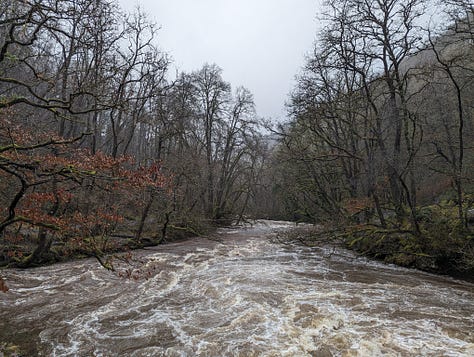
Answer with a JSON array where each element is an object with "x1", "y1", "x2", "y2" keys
[{"x1": 0, "y1": 0, "x2": 473, "y2": 277}]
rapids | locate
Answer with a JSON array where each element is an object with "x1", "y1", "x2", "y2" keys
[{"x1": 1, "y1": 221, "x2": 473, "y2": 356}]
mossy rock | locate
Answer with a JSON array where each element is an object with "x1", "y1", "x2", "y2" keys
[{"x1": 386, "y1": 253, "x2": 417, "y2": 267}]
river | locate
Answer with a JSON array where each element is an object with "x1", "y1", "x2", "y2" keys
[{"x1": 1, "y1": 221, "x2": 473, "y2": 356}]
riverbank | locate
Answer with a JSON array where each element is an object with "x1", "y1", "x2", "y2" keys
[
  {"x1": 0, "y1": 220, "x2": 214, "y2": 271},
  {"x1": 275, "y1": 224, "x2": 474, "y2": 283},
  {"x1": 2, "y1": 218, "x2": 473, "y2": 283}
]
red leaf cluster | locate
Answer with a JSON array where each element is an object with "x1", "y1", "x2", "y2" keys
[{"x1": 1, "y1": 121, "x2": 172, "y2": 261}]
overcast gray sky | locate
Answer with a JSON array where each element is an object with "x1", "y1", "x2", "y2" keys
[{"x1": 118, "y1": 0, "x2": 321, "y2": 121}]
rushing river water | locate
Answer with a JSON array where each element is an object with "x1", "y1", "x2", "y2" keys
[{"x1": 1, "y1": 221, "x2": 474, "y2": 356}]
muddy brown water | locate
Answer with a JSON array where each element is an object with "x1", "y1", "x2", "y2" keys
[{"x1": 1, "y1": 221, "x2": 473, "y2": 356}]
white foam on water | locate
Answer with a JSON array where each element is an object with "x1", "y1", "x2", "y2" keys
[{"x1": 1, "y1": 221, "x2": 473, "y2": 356}]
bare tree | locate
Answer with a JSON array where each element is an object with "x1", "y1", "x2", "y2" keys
[
  {"x1": 191, "y1": 64, "x2": 231, "y2": 217},
  {"x1": 422, "y1": 0, "x2": 474, "y2": 224}
]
